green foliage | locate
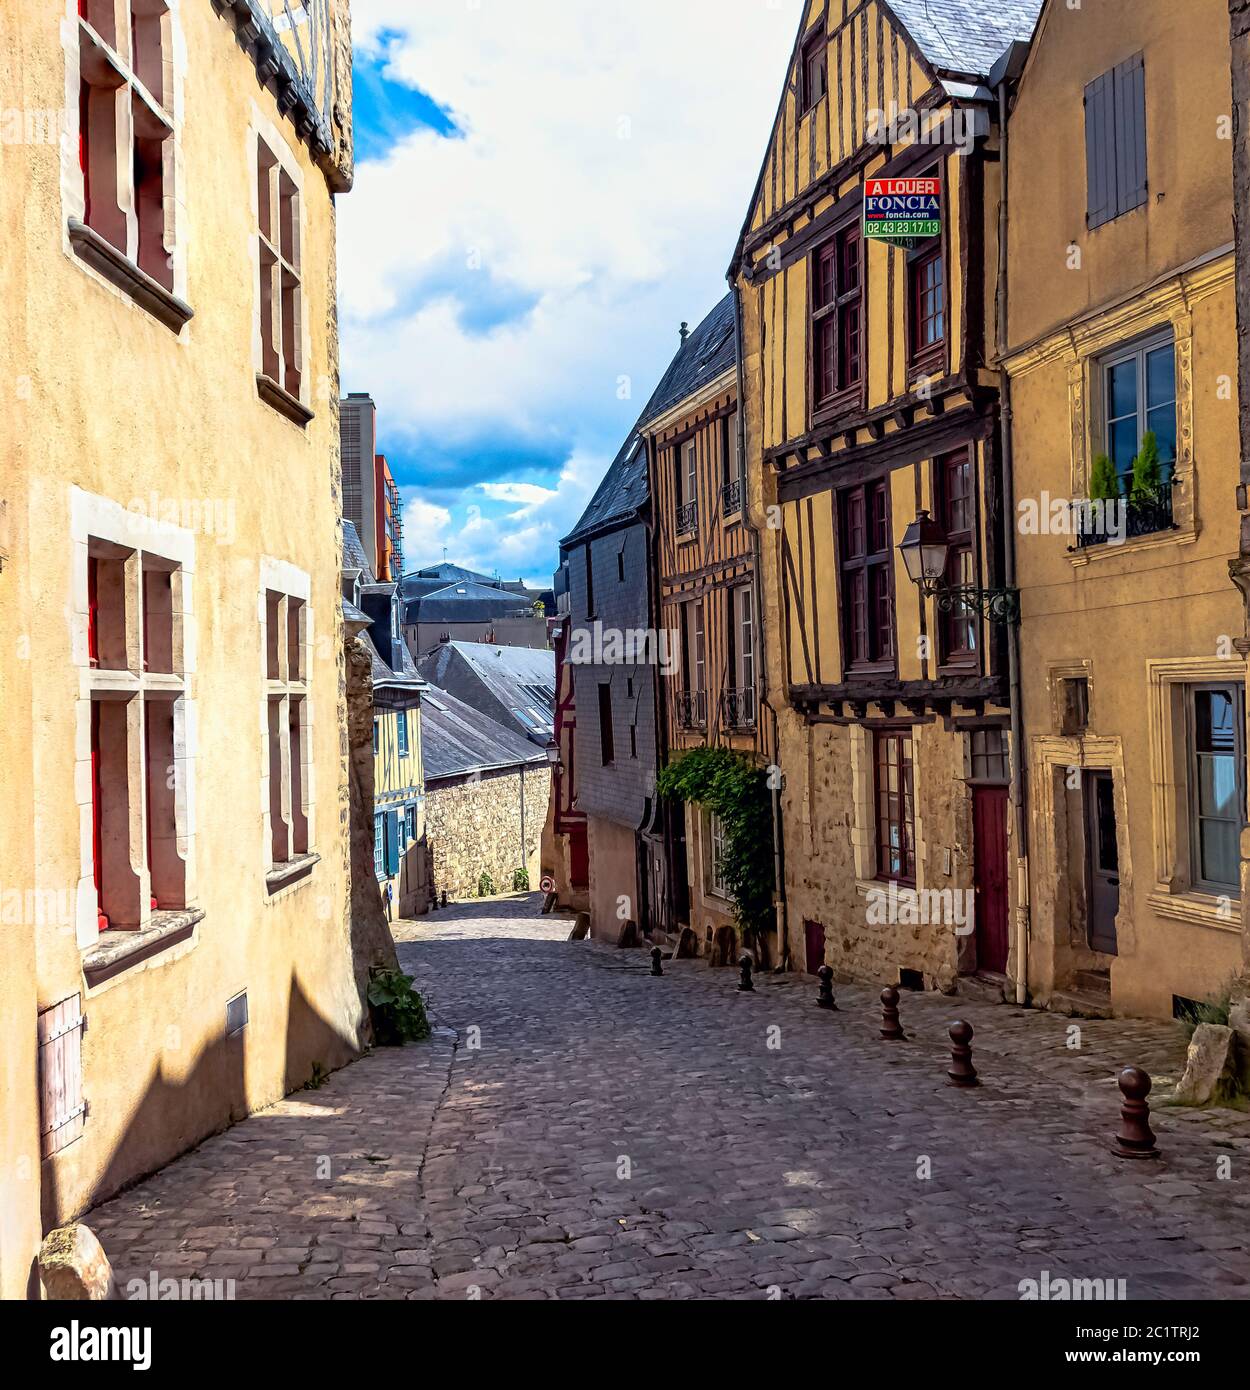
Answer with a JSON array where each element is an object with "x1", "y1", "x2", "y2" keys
[
  {"x1": 512, "y1": 867, "x2": 530, "y2": 892},
  {"x1": 367, "y1": 968, "x2": 432, "y2": 1047},
  {"x1": 1177, "y1": 989, "x2": 1232, "y2": 1039},
  {"x1": 656, "y1": 747, "x2": 774, "y2": 947},
  {"x1": 1130, "y1": 430, "x2": 1162, "y2": 498},
  {"x1": 477, "y1": 871, "x2": 495, "y2": 897},
  {"x1": 1088, "y1": 452, "x2": 1120, "y2": 502}
]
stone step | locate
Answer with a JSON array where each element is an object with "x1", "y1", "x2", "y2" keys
[
  {"x1": 1050, "y1": 989, "x2": 1113, "y2": 1020},
  {"x1": 1075, "y1": 969, "x2": 1112, "y2": 997},
  {"x1": 955, "y1": 973, "x2": 1008, "y2": 1005}
]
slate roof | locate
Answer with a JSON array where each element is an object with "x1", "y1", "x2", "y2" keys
[
  {"x1": 639, "y1": 293, "x2": 737, "y2": 428},
  {"x1": 561, "y1": 428, "x2": 650, "y2": 548},
  {"x1": 407, "y1": 580, "x2": 538, "y2": 625},
  {"x1": 416, "y1": 641, "x2": 556, "y2": 745},
  {"x1": 342, "y1": 520, "x2": 374, "y2": 583},
  {"x1": 886, "y1": 0, "x2": 1043, "y2": 80},
  {"x1": 420, "y1": 685, "x2": 548, "y2": 783}
]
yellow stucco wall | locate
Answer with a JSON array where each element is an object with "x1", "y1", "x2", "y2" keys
[
  {"x1": 1005, "y1": 0, "x2": 1245, "y2": 1018},
  {"x1": 0, "y1": 0, "x2": 362, "y2": 1290}
]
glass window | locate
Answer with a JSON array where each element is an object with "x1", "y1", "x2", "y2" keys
[
  {"x1": 710, "y1": 813, "x2": 731, "y2": 897},
  {"x1": 1188, "y1": 685, "x2": 1244, "y2": 892},
  {"x1": 373, "y1": 812, "x2": 385, "y2": 879},
  {"x1": 1102, "y1": 336, "x2": 1176, "y2": 488},
  {"x1": 875, "y1": 731, "x2": 916, "y2": 883}
]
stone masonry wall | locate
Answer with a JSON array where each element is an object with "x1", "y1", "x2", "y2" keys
[{"x1": 426, "y1": 766, "x2": 551, "y2": 901}]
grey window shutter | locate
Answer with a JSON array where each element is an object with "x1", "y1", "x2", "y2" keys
[
  {"x1": 1085, "y1": 70, "x2": 1116, "y2": 229},
  {"x1": 1113, "y1": 53, "x2": 1147, "y2": 216}
]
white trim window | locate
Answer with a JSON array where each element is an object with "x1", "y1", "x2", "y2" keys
[
  {"x1": 1186, "y1": 684, "x2": 1245, "y2": 895},
  {"x1": 260, "y1": 561, "x2": 314, "y2": 879},
  {"x1": 709, "y1": 812, "x2": 731, "y2": 899},
  {"x1": 374, "y1": 812, "x2": 385, "y2": 880},
  {"x1": 1101, "y1": 332, "x2": 1176, "y2": 488}
]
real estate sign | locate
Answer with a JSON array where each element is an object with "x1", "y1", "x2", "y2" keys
[{"x1": 863, "y1": 176, "x2": 942, "y2": 243}]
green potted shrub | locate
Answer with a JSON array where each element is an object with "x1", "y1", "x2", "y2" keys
[
  {"x1": 1088, "y1": 451, "x2": 1120, "y2": 502},
  {"x1": 1129, "y1": 430, "x2": 1162, "y2": 499}
]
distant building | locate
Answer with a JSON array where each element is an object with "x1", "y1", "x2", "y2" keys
[
  {"x1": 416, "y1": 641, "x2": 555, "y2": 747},
  {"x1": 420, "y1": 687, "x2": 549, "y2": 900},
  {"x1": 400, "y1": 562, "x2": 552, "y2": 654},
  {"x1": 340, "y1": 393, "x2": 404, "y2": 581}
]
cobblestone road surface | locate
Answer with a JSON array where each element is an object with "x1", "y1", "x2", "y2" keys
[{"x1": 90, "y1": 895, "x2": 1250, "y2": 1300}]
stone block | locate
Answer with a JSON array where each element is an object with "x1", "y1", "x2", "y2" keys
[
  {"x1": 38, "y1": 1224, "x2": 118, "y2": 1301},
  {"x1": 1173, "y1": 1024, "x2": 1236, "y2": 1106},
  {"x1": 568, "y1": 913, "x2": 590, "y2": 942}
]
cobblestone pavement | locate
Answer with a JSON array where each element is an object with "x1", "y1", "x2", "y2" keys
[{"x1": 90, "y1": 894, "x2": 1250, "y2": 1300}]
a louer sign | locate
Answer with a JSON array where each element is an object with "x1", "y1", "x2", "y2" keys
[{"x1": 863, "y1": 176, "x2": 942, "y2": 242}]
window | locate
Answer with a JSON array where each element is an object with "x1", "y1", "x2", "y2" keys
[
  {"x1": 677, "y1": 600, "x2": 707, "y2": 728},
  {"x1": 909, "y1": 244, "x2": 945, "y2": 364},
  {"x1": 709, "y1": 813, "x2": 731, "y2": 897},
  {"x1": 838, "y1": 481, "x2": 894, "y2": 672},
  {"x1": 1060, "y1": 678, "x2": 1090, "y2": 736},
  {"x1": 598, "y1": 683, "x2": 615, "y2": 766},
  {"x1": 404, "y1": 804, "x2": 417, "y2": 846},
  {"x1": 397, "y1": 709, "x2": 410, "y2": 759},
  {"x1": 264, "y1": 587, "x2": 310, "y2": 870},
  {"x1": 617, "y1": 545, "x2": 626, "y2": 583},
  {"x1": 374, "y1": 812, "x2": 385, "y2": 879},
  {"x1": 1102, "y1": 333, "x2": 1176, "y2": 487},
  {"x1": 76, "y1": 1, "x2": 174, "y2": 292},
  {"x1": 937, "y1": 451, "x2": 976, "y2": 667},
  {"x1": 721, "y1": 412, "x2": 743, "y2": 516},
  {"x1": 85, "y1": 539, "x2": 187, "y2": 931},
  {"x1": 39, "y1": 996, "x2": 87, "y2": 1158},
  {"x1": 373, "y1": 719, "x2": 379, "y2": 755},
  {"x1": 800, "y1": 27, "x2": 828, "y2": 114},
  {"x1": 968, "y1": 728, "x2": 1010, "y2": 784},
  {"x1": 630, "y1": 724, "x2": 638, "y2": 760},
  {"x1": 1085, "y1": 54, "x2": 1146, "y2": 230},
  {"x1": 257, "y1": 136, "x2": 304, "y2": 404},
  {"x1": 812, "y1": 224, "x2": 863, "y2": 410},
  {"x1": 675, "y1": 441, "x2": 698, "y2": 536},
  {"x1": 1187, "y1": 686, "x2": 1245, "y2": 893},
  {"x1": 875, "y1": 731, "x2": 916, "y2": 883},
  {"x1": 585, "y1": 543, "x2": 595, "y2": 617},
  {"x1": 726, "y1": 586, "x2": 756, "y2": 729}
]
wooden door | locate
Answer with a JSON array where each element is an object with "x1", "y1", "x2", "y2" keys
[
  {"x1": 972, "y1": 785, "x2": 1009, "y2": 975},
  {"x1": 803, "y1": 920, "x2": 826, "y2": 976},
  {"x1": 569, "y1": 824, "x2": 589, "y2": 889},
  {"x1": 1085, "y1": 771, "x2": 1120, "y2": 954}
]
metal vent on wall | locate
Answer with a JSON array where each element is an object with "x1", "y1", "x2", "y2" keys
[{"x1": 226, "y1": 991, "x2": 249, "y2": 1038}]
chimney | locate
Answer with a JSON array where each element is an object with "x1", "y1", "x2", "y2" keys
[{"x1": 679, "y1": 322, "x2": 690, "y2": 343}]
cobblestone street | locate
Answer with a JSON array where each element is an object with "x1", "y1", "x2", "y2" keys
[{"x1": 90, "y1": 895, "x2": 1250, "y2": 1300}]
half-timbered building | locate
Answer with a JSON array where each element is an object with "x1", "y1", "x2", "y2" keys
[{"x1": 730, "y1": 0, "x2": 1043, "y2": 990}]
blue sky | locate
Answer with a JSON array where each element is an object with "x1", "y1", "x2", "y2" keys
[{"x1": 338, "y1": 1, "x2": 803, "y2": 588}]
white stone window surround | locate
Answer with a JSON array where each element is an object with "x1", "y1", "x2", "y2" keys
[
  {"x1": 71, "y1": 486, "x2": 198, "y2": 951},
  {"x1": 1144, "y1": 657, "x2": 1246, "y2": 932},
  {"x1": 259, "y1": 556, "x2": 316, "y2": 891},
  {"x1": 849, "y1": 722, "x2": 929, "y2": 902},
  {"x1": 60, "y1": 0, "x2": 191, "y2": 319},
  {"x1": 249, "y1": 106, "x2": 314, "y2": 421}
]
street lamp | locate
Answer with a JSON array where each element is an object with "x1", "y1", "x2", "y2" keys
[
  {"x1": 898, "y1": 509, "x2": 1019, "y2": 624},
  {"x1": 544, "y1": 740, "x2": 562, "y2": 769}
]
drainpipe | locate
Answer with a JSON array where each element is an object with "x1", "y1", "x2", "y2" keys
[
  {"x1": 732, "y1": 283, "x2": 790, "y2": 973},
  {"x1": 994, "y1": 55, "x2": 1031, "y2": 1006}
]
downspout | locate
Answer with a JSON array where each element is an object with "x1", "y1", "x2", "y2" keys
[
  {"x1": 995, "y1": 68, "x2": 1031, "y2": 1007},
  {"x1": 732, "y1": 282, "x2": 790, "y2": 973}
]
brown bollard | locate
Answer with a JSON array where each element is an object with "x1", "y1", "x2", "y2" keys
[
  {"x1": 1113, "y1": 1066, "x2": 1160, "y2": 1159},
  {"x1": 946, "y1": 1020, "x2": 980, "y2": 1088},
  {"x1": 880, "y1": 986, "x2": 904, "y2": 1040},
  {"x1": 817, "y1": 965, "x2": 837, "y2": 1011}
]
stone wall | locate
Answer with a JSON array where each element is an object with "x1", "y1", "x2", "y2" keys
[{"x1": 427, "y1": 766, "x2": 550, "y2": 901}]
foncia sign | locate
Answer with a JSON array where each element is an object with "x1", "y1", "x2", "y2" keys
[{"x1": 863, "y1": 176, "x2": 942, "y2": 244}]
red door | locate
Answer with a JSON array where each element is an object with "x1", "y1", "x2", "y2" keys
[
  {"x1": 972, "y1": 786, "x2": 1009, "y2": 975},
  {"x1": 569, "y1": 824, "x2": 589, "y2": 889},
  {"x1": 804, "y1": 920, "x2": 826, "y2": 975}
]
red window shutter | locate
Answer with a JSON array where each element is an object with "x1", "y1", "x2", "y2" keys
[{"x1": 39, "y1": 996, "x2": 87, "y2": 1158}]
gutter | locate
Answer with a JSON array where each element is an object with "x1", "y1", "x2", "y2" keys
[
  {"x1": 732, "y1": 284, "x2": 790, "y2": 974},
  {"x1": 991, "y1": 41, "x2": 1032, "y2": 1007}
]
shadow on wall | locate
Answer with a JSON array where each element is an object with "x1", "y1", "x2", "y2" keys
[{"x1": 35, "y1": 973, "x2": 358, "y2": 1296}]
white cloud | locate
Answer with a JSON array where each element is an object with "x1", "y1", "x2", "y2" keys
[{"x1": 343, "y1": 0, "x2": 804, "y2": 583}]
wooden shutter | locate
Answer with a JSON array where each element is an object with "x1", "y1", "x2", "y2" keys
[
  {"x1": 39, "y1": 996, "x2": 87, "y2": 1158},
  {"x1": 1084, "y1": 69, "x2": 1116, "y2": 229},
  {"x1": 385, "y1": 810, "x2": 402, "y2": 876},
  {"x1": 1113, "y1": 53, "x2": 1147, "y2": 217}
]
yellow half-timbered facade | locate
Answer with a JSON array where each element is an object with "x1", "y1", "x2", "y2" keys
[{"x1": 731, "y1": 0, "x2": 1042, "y2": 989}]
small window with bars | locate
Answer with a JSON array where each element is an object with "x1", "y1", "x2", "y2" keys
[{"x1": 968, "y1": 727, "x2": 1010, "y2": 784}]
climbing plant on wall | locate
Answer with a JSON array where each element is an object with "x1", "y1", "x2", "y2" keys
[{"x1": 656, "y1": 747, "x2": 774, "y2": 950}]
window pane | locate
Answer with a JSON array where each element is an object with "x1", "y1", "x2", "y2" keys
[
  {"x1": 1146, "y1": 405, "x2": 1177, "y2": 466},
  {"x1": 1196, "y1": 689, "x2": 1236, "y2": 754},
  {"x1": 1108, "y1": 359, "x2": 1137, "y2": 420},
  {"x1": 1146, "y1": 346, "x2": 1175, "y2": 413},
  {"x1": 1198, "y1": 756, "x2": 1239, "y2": 820},
  {"x1": 1199, "y1": 820, "x2": 1239, "y2": 887},
  {"x1": 1109, "y1": 418, "x2": 1137, "y2": 475}
]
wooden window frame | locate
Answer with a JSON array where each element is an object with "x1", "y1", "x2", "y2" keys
[
  {"x1": 874, "y1": 729, "x2": 916, "y2": 885},
  {"x1": 799, "y1": 26, "x2": 828, "y2": 115},
  {"x1": 810, "y1": 220, "x2": 865, "y2": 425},
  {"x1": 907, "y1": 240, "x2": 946, "y2": 379},
  {"x1": 256, "y1": 132, "x2": 308, "y2": 421},
  {"x1": 837, "y1": 480, "x2": 895, "y2": 678},
  {"x1": 934, "y1": 449, "x2": 979, "y2": 674},
  {"x1": 1185, "y1": 683, "x2": 1245, "y2": 896},
  {"x1": 264, "y1": 588, "x2": 311, "y2": 872}
]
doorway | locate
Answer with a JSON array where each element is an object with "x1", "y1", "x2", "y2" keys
[
  {"x1": 1085, "y1": 770, "x2": 1120, "y2": 954},
  {"x1": 972, "y1": 785, "x2": 1009, "y2": 975}
]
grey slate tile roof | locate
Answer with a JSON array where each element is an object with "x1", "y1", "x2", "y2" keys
[
  {"x1": 420, "y1": 685, "x2": 547, "y2": 783},
  {"x1": 342, "y1": 520, "x2": 375, "y2": 583},
  {"x1": 561, "y1": 429, "x2": 650, "y2": 548},
  {"x1": 886, "y1": 0, "x2": 1044, "y2": 79},
  {"x1": 408, "y1": 580, "x2": 538, "y2": 624},
  {"x1": 639, "y1": 293, "x2": 737, "y2": 428},
  {"x1": 416, "y1": 641, "x2": 556, "y2": 745}
]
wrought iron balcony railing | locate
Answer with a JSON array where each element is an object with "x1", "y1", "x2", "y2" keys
[
  {"x1": 1075, "y1": 480, "x2": 1177, "y2": 549},
  {"x1": 721, "y1": 478, "x2": 743, "y2": 517},
  {"x1": 722, "y1": 686, "x2": 756, "y2": 729},
  {"x1": 675, "y1": 501, "x2": 698, "y2": 538},
  {"x1": 676, "y1": 688, "x2": 707, "y2": 730}
]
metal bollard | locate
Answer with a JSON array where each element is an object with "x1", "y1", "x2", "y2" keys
[
  {"x1": 817, "y1": 965, "x2": 837, "y2": 1011},
  {"x1": 946, "y1": 1021, "x2": 980, "y2": 1088},
  {"x1": 1113, "y1": 1067, "x2": 1160, "y2": 1159},
  {"x1": 738, "y1": 953, "x2": 755, "y2": 992},
  {"x1": 880, "y1": 986, "x2": 904, "y2": 1040},
  {"x1": 650, "y1": 947, "x2": 664, "y2": 977}
]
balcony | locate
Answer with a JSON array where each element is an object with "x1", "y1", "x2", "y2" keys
[
  {"x1": 1075, "y1": 480, "x2": 1177, "y2": 549},
  {"x1": 721, "y1": 478, "x2": 743, "y2": 517},
  {"x1": 675, "y1": 501, "x2": 698, "y2": 538},
  {"x1": 676, "y1": 689, "x2": 707, "y2": 730},
  {"x1": 722, "y1": 686, "x2": 756, "y2": 730}
]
